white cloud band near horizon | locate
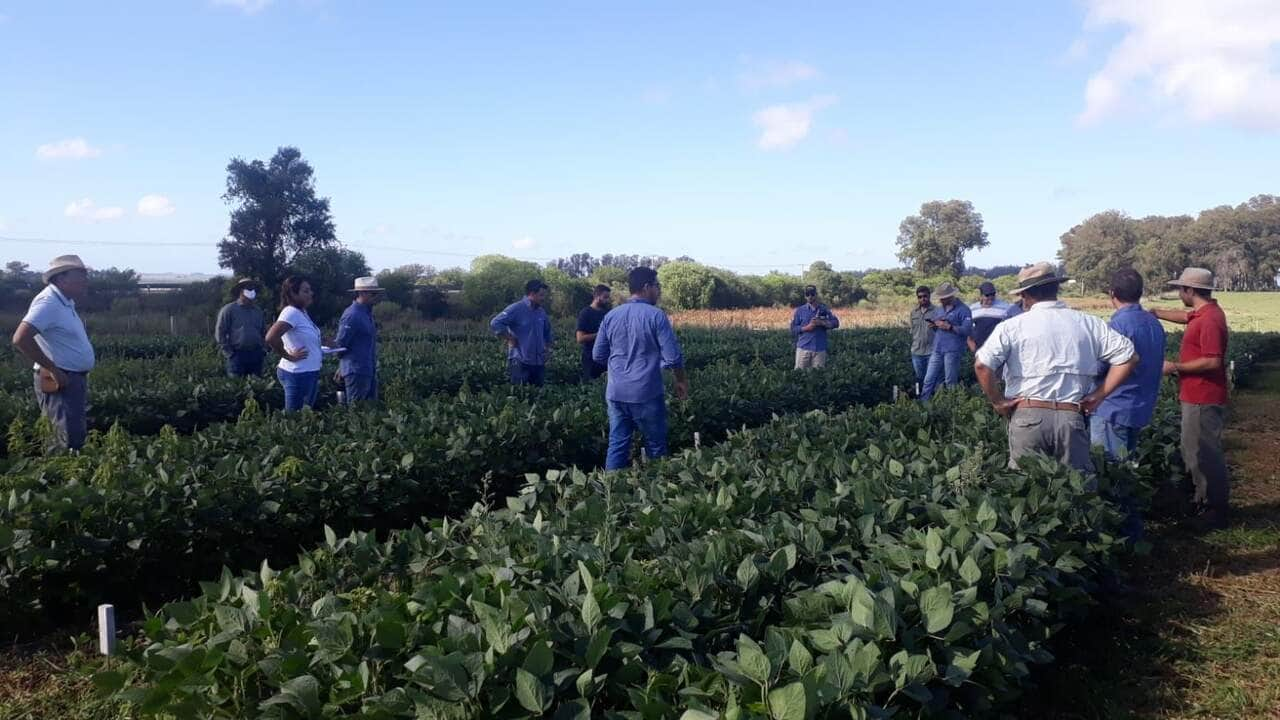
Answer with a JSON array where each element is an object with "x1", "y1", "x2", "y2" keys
[
  {"x1": 65, "y1": 198, "x2": 124, "y2": 222},
  {"x1": 1079, "y1": 0, "x2": 1280, "y2": 131},
  {"x1": 512, "y1": 236, "x2": 537, "y2": 250},
  {"x1": 137, "y1": 194, "x2": 175, "y2": 217},
  {"x1": 36, "y1": 137, "x2": 102, "y2": 160},
  {"x1": 752, "y1": 95, "x2": 838, "y2": 150}
]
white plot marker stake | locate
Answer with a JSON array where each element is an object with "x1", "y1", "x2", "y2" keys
[
  {"x1": 694, "y1": 432, "x2": 701, "y2": 449},
  {"x1": 98, "y1": 603, "x2": 116, "y2": 657},
  {"x1": 893, "y1": 386, "x2": 899, "y2": 402}
]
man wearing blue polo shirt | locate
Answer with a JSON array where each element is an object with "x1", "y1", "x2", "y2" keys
[
  {"x1": 790, "y1": 285, "x2": 840, "y2": 369},
  {"x1": 1091, "y1": 268, "x2": 1165, "y2": 542},
  {"x1": 1091, "y1": 268, "x2": 1167, "y2": 460},
  {"x1": 592, "y1": 267, "x2": 688, "y2": 470}
]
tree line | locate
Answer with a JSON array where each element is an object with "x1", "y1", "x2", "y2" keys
[
  {"x1": 6, "y1": 146, "x2": 1269, "y2": 326},
  {"x1": 1058, "y1": 195, "x2": 1280, "y2": 293}
]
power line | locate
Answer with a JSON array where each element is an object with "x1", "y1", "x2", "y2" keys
[{"x1": 0, "y1": 235, "x2": 207, "y2": 247}]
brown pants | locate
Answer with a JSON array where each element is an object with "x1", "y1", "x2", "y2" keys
[{"x1": 1181, "y1": 403, "x2": 1228, "y2": 513}]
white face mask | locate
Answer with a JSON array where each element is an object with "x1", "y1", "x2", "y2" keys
[{"x1": 242, "y1": 289, "x2": 257, "y2": 300}]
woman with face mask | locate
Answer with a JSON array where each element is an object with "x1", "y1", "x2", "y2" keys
[
  {"x1": 215, "y1": 278, "x2": 267, "y2": 377},
  {"x1": 265, "y1": 276, "x2": 323, "y2": 410}
]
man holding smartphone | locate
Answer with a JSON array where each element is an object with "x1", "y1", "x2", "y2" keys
[
  {"x1": 919, "y1": 282, "x2": 972, "y2": 400},
  {"x1": 791, "y1": 285, "x2": 840, "y2": 369}
]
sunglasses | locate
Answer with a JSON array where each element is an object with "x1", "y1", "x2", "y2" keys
[{"x1": 983, "y1": 292, "x2": 996, "y2": 298}]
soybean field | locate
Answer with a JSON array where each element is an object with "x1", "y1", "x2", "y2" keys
[{"x1": 2, "y1": 323, "x2": 1279, "y2": 719}]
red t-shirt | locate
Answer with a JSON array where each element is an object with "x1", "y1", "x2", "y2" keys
[{"x1": 1179, "y1": 300, "x2": 1229, "y2": 405}]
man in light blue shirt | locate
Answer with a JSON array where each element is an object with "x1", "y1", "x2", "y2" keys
[
  {"x1": 12, "y1": 255, "x2": 96, "y2": 450},
  {"x1": 490, "y1": 279, "x2": 554, "y2": 387},
  {"x1": 790, "y1": 285, "x2": 840, "y2": 369},
  {"x1": 592, "y1": 267, "x2": 688, "y2": 470},
  {"x1": 919, "y1": 282, "x2": 973, "y2": 400}
]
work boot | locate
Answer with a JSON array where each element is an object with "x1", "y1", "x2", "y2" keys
[{"x1": 1186, "y1": 508, "x2": 1229, "y2": 533}]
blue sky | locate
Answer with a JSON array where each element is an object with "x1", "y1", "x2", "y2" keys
[{"x1": 1, "y1": 0, "x2": 1277, "y2": 275}]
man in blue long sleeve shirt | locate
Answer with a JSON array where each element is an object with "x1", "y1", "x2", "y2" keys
[
  {"x1": 920, "y1": 281, "x2": 973, "y2": 400},
  {"x1": 790, "y1": 285, "x2": 840, "y2": 369},
  {"x1": 592, "y1": 267, "x2": 689, "y2": 470},
  {"x1": 1092, "y1": 269, "x2": 1166, "y2": 457},
  {"x1": 490, "y1": 280, "x2": 554, "y2": 386},
  {"x1": 335, "y1": 276, "x2": 383, "y2": 404}
]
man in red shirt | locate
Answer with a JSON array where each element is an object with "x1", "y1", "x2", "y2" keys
[{"x1": 1152, "y1": 267, "x2": 1230, "y2": 531}]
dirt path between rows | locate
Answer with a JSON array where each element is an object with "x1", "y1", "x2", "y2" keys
[{"x1": 1028, "y1": 364, "x2": 1280, "y2": 719}]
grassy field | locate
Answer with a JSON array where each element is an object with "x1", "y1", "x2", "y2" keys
[{"x1": 671, "y1": 291, "x2": 1280, "y2": 332}]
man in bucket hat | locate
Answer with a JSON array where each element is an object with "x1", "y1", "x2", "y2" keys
[
  {"x1": 1151, "y1": 267, "x2": 1231, "y2": 531},
  {"x1": 334, "y1": 276, "x2": 385, "y2": 404},
  {"x1": 10, "y1": 255, "x2": 96, "y2": 450},
  {"x1": 975, "y1": 262, "x2": 1138, "y2": 473},
  {"x1": 918, "y1": 281, "x2": 972, "y2": 400},
  {"x1": 215, "y1": 277, "x2": 267, "y2": 377}
]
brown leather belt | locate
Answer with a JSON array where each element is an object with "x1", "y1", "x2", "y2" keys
[{"x1": 1017, "y1": 399, "x2": 1083, "y2": 413}]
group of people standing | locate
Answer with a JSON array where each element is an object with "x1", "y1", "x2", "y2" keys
[
  {"x1": 10, "y1": 255, "x2": 1236, "y2": 531},
  {"x1": 488, "y1": 268, "x2": 688, "y2": 470},
  {"x1": 215, "y1": 275, "x2": 384, "y2": 411},
  {"x1": 946, "y1": 262, "x2": 1229, "y2": 533}
]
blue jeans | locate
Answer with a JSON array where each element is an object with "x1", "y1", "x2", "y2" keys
[
  {"x1": 1090, "y1": 416, "x2": 1145, "y2": 543},
  {"x1": 342, "y1": 373, "x2": 378, "y2": 405},
  {"x1": 1090, "y1": 417, "x2": 1140, "y2": 459},
  {"x1": 606, "y1": 397, "x2": 669, "y2": 470},
  {"x1": 911, "y1": 354, "x2": 930, "y2": 391},
  {"x1": 226, "y1": 348, "x2": 265, "y2": 377},
  {"x1": 920, "y1": 350, "x2": 962, "y2": 400},
  {"x1": 276, "y1": 368, "x2": 320, "y2": 411},
  {"x1": 508, "y1": 360, "x2": 546, "y2": 387}
]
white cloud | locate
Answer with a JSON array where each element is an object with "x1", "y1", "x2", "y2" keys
[
  {"x1": 137, "y1": 194, "x2": 175, "y2": 217},
  {"x1": 212, "y1": 0, "x2": 273, "y2": 14},
  {"x1": 1078, "y1": 0, "x2": 1280, "y2": 130},
  {"x1": 512, "y1": 236, "x2": 537, "y2": 250},
  {"x1": 36, "y1": 137, "x2": 102, "y2": 160},
  {"x1": 739, "y1": 59, "x2": 820, "y2": 91},
  {"x1": 65, "y1": 198, "x2": 124, "y2": 222},
  {"x1": 752, "y1": 95, "x2": 837, "y2": 151}
]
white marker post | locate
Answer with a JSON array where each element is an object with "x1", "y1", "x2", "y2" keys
[
  {"x1": 98, "y1": 603, "x2": 116, "y2": 657},
  {"x1": 893, "y1": 386, "x2": 900, "y2": 402},
  {"x1": 693, "y1": 432, "x2": 701, "y2": 449}
]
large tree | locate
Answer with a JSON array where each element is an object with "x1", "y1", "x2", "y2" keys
[
  {"x1": 218, "y1": 146, "x2": 337, "y2": 294},
  {"x1": 1058, "y1": 210, "x2": 1139, "y2": 293},
  {"x1": 895, "y1": 200, "x2": 989, "y2": 278}
]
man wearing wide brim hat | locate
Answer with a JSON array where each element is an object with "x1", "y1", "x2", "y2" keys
[
  {"x1": 974, "y1": 262, "x2": 1139, "y2": 473},
  {"x1": 334, "y1": 276, "x2": 385, "y2": 405},
  {"x1": 12, "y1": 255, "x2": 96, "y2": 451},
  {"x1": 918, "y1": 281, "x2": 973, "y2": 400},
  {"x1": 1151, "y1": 267, "x2": 1231, "y2": 531},
  {"x1": 216, "y1": 277, "x2": 267, "y2": 378}
]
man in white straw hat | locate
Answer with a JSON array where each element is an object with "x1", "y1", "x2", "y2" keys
[
  {"x1": 1151, "y1": 267, "x2": 1231, "y2": 531},
  {"x1": 918, "y1": 281, "x2": 972, "y2": 400},
  {"x1": 334, "y1": 276, "x2": 385, "y2": 405},
  {"x1": 975, "y1": 262, "x2": 1138, "y2": 473},
  {"x1": 10, "y1": 255, "x2": 96, "y2": 450}
]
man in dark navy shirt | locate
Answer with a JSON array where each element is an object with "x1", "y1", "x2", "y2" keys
[{"x1": 575, "y1": 284, "x2": 612, "y2": 382}]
